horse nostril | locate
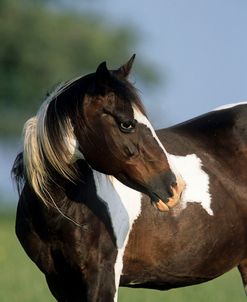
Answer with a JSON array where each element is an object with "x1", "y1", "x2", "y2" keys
[
  {"x1": 171, "y1": 181, "x2": 177, "y2": 188},
  {"x1": 166, "y1": 186, "x2": 174, "y2": 197},
  {"x1": 167, "y1": 182, "x2": 178, "y2": 197},
  {"x1": 167, "y1": 181, "x2": 178, "y2": 197}
]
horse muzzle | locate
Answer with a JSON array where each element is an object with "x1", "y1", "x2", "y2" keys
[{"x1": 150, "y1": 173, "x2": 185, "y2": 212}]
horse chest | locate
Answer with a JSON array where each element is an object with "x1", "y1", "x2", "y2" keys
[{"x1": 92, "y1": 171, "x2": 142, "y2": 298}]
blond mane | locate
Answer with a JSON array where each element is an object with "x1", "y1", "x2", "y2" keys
[{"x1": 23, "y1": 87, "x2": 82, "y2": 206}]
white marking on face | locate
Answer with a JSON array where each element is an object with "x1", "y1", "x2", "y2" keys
[
  {"x1": 93, "y1": 171, "x2": 142, "y2": 302},
  {"x1": 170, "y1": 154, "x2": 213, "y2": 215},
  {"x1": 213, "y1": 101, "x2": 247, "y2": 111},
  {"x1": 132, "y1": 105, "x2": 166, "y2": 152},
  {"x1": 132, "y1": 105, "x2": 180, "y2": 177}
]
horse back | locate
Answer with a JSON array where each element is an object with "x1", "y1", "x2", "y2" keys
[{"x1": 159, "y1": 104, "x2": 247, "y2": 154}]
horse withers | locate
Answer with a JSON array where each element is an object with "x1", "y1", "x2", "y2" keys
[{"x1": 12, "y1": 56, "x2": 247, "y2": 301}]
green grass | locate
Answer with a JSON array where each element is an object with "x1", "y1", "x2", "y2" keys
[{"x1": 0, "y1": 212, "x2": 246, "y2": 302}]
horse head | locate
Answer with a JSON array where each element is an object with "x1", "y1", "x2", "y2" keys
[
  {"x1": 23, "y1": 55, "x2": 184, "y2": 212},
  {"x1": 73, "y1": 55, "x2": 185, "y2": 211}
]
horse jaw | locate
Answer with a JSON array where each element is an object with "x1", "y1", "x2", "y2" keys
[{"x1": 132, "y1": 104, "x2": 186, "y2": 212}]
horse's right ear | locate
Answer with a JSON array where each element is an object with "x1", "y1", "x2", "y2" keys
[
  {"x1": 116, "y1": 54, "x2": 136, "y2": 78},
  {"x1": 95, "y1": 62, "x2": 111, "y2": 88}
]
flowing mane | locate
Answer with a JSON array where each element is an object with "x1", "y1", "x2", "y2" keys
[
  {"x1": 15, "y1": 68, "x2": 146, "y2": 206},
  {"x1": 22, "y1": 77, "x2": 84, "y2": 205}
]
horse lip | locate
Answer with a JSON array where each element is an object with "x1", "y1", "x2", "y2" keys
[
  {"x1": 150, "y1": 193, "x2": 170, "y2": 212},
  {"x1": 150, "y1": 177, "x2": 185, "y2": 212},
  {"x1": 151, "y1": 198, "x2": 170, "y2": 212}
]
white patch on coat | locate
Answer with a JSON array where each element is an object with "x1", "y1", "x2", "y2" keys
[
  {"x1": 93, "y1": 171, "x2": 142, "y2": 302},
  {"x1": 133, "y1": 105, "x2": 213, "y2": 215},
  {"x1": 213, "y1": 101, "x2": 247, "y2": 111},
  {"x1": 169, "y1": 154, "x2": 213, "y2": 215}
]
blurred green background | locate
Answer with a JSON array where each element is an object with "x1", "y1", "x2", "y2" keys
[
  {"x1": 0, "y1": 0, "x2": 246, "y2": 301},
  {"x1": 0, "y1": 0, "x2": 158, "y2": 137},
  {"x1": 0, "y1": 214, "x2": 246, "y2": 301}
]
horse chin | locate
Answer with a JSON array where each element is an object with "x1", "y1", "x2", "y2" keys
[
  {"x1": 151, "y1": 176, "x2": 186, "y2": 212},
  {"x1": 151, "y1": 199, "x2": 170, "y2": 212}
]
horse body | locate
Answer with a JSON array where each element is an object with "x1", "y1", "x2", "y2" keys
[
  {"x1": 13, "y1": 56, "x2": 247, "y2": 301},
  {"x1": 122, "y1": 105, "x2": 247, "y2": 290}
]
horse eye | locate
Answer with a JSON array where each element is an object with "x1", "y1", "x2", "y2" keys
[{"x1": 119, "y1": 120, "x2": 136, "y2": 133}]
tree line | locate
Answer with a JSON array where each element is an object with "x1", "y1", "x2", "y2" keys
[{"x1": 0, "y1": 0, "x2": 158, "y2": 136}]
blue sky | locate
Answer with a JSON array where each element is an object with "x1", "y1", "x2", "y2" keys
[{"x1": 72, "y1": 0, "x2": 247, "y2": 128}]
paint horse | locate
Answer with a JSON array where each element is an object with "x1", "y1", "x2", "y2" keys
[{"x1": 12, "y1": 56, "x2": 247, "y2": 302}]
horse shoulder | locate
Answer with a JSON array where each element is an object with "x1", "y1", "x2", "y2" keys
[{"x1": 157, "y1": 104, "x2": 247, "y2": 156}]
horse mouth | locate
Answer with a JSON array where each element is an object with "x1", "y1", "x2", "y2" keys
[
  {"x1": 151, "y1": 198, "x2": 170, "y2": 212},
  {"x1": 151, "y1": 178, "x2": 185, "y2": 212}
]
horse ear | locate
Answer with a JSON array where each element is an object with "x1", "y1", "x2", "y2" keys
[
  {"x1": 95, "y1": 61, "x2": 111, "y2": 85},
  {"x1": 116, "y1": 54, "x2": 136, "y2": 78}
]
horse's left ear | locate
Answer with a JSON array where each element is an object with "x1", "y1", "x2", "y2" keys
[
  {"x1": 116, "y1": 54, "x2": 136, "y2": 78},
  {"x1": 95, "y1": 61, "x2": 112, "y2": 93},
  {"x1": 96, "y1": 61, "x2": 111, "y2": 82}
]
